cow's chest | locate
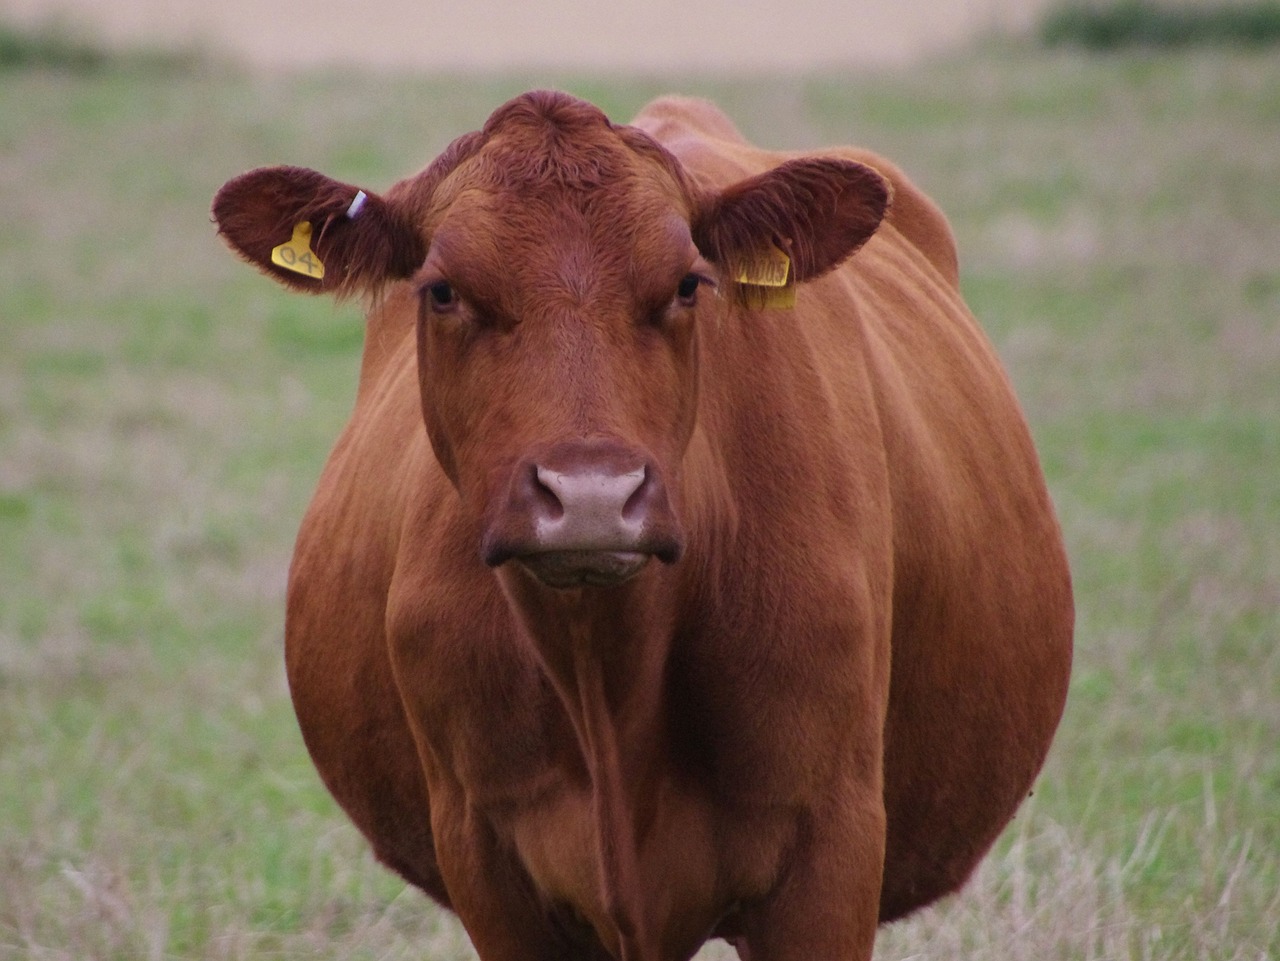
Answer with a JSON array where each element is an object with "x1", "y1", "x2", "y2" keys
[
  {"x1": 408, "y1": 627, "x2": 839, "y2": 811},
  {"x1": 477, "y1": 721, "x2": 797, "y2": 961},
  {"x1": 387, "y1": 561, "x2": 876, "y2": 952}
]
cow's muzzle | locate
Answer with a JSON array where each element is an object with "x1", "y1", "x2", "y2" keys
[{"x1": 482, "y1": 441, "x2": 683, "y2": 589}]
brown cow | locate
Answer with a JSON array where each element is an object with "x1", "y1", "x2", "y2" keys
[{"x1": 213, "y1": 90, "x2": 1072, "y2": 961}]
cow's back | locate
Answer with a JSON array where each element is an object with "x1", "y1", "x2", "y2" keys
[{"x1": 632, "y1": 96, "x2": 960, "y2": 289}]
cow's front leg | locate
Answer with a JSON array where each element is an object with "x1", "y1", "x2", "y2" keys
[
  {"x1": 428, "y1": 784, "x2": 571, "y2": 961},
  {"x1": 737, "y1": 785, "x2": 885, "y2": 961}
]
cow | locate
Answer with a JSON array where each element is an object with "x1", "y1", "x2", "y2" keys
[{"x1": 212, "y1": 90, "x2": 1073, "y2": 961}]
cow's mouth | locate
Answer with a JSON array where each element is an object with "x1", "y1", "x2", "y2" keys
[{"x1": 517, "y1": 550, "x2": 651, "y2": 589}]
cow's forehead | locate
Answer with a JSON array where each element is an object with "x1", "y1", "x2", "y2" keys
[
  {"x1": 416, "y1": 92, "x2": 693, "y2": 229},
  {"x1": 403, "y1": 95, "x2": 698, "y2": 314},
  {"x1": 422, "y1": 193, "x2": 696, "y2": 327}
]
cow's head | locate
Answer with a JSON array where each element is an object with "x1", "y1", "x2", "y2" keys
[{"x1": 213, "y1": 91, "x2": 888, "y2": 590}]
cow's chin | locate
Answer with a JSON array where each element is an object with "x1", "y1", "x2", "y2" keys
[{"x1": 517, "y1": 550, "x2": 651, "y2": 589}]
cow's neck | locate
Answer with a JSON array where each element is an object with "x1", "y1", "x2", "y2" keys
[{"x1": 497, "y1": 566, "x2": 682, "y2": 958}]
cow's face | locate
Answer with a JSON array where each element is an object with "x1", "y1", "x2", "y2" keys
[{"x1": 213, "y1": 92, "x2": 888, "y2": 589}]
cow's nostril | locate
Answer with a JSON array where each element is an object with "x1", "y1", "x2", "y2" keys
[
  {"x1": 621, "y1": 467, "x2": 652, "y2": 521},
  {"x1": 530, "y1": 464, "x2": 565, "y2": 521}
]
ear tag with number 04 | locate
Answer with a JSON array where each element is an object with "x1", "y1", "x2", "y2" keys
[
  {"x1": 271, "y1": 221, "x2": 325, "y2": 280},
  {"x1": 734, "y1": 244, "x2": 795, "y2": 310}
]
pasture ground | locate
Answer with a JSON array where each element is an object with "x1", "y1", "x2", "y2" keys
[{"x1": 1, "y1": 39, "x2": 1278, "y2": 960}]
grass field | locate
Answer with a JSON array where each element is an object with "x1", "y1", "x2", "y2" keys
[{"x1": 1, "y1": 37, "x2": 1278, "y2": 961}]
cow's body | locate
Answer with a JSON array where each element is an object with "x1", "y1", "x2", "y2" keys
[{"x1": 214, "y1": 92, "x2": 1072, "y2": 961}]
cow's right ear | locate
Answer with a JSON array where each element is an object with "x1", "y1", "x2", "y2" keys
[{"x1": 212, "y1": 166, "x2": 426, "y2": 298}]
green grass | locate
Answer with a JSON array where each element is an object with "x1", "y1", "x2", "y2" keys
[
  {"x1": 1041, "y1": 0, "x2": 1280, "y2": 49},
  {"x1": 0, "y1": 23, "x2": 108, "y2": 72},
  {"x1": 1, "y1": 37, "x2": 1278, "y2": 961},
  {"x1": 0, "y1": 22, "x2": 198, "y2": 74}
]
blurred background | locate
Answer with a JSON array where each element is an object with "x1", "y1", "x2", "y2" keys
[
  {"x1": 1, "y1": 0, "x2": 1050, "y2": 70},
  {"x1": 2, "y1": 0, "x2": 1278, "y2": 959}
]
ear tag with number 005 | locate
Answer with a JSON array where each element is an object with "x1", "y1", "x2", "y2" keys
[
  {"x1": 271, "y1": 221, "x2": 325, "y2": 280},
  {"x1": 734, "y1": 245, "x2": 795, "y2": 310}
]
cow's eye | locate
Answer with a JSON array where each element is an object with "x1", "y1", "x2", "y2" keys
[
  {"x1": 676, "y1": 273, "x2": 701, "y2": 306},
  {"x1": 426, "y1": 281, "x2": 458, "y2": 313}
]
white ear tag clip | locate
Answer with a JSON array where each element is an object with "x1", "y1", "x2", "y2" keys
[{"x1": 346, "y1": 190, "x2": 368, "y2": 220}]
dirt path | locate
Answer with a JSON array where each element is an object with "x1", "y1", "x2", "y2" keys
[{"x1": 1, "y1": 0, "x2": 1045, "y2": 71}]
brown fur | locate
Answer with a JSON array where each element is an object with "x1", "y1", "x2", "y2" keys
[{"x1": 212, "y1": 90, "x2": 1072, "y2": 961}]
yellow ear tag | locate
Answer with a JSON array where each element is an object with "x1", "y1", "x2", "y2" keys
[
  {"x1": 734, "y1": 245, "x2": 795, "y2": 310},
  {"x1": 271, "y1": 221, "x2": 325, "y2": 280}
]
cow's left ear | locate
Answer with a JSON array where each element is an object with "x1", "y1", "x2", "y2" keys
[
  {"x1": 213, "y1": 166, "x2": 425, "y2": 297},
  {"x1": 691, "y1": 157, "x2": 890, "y2": 284}
]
